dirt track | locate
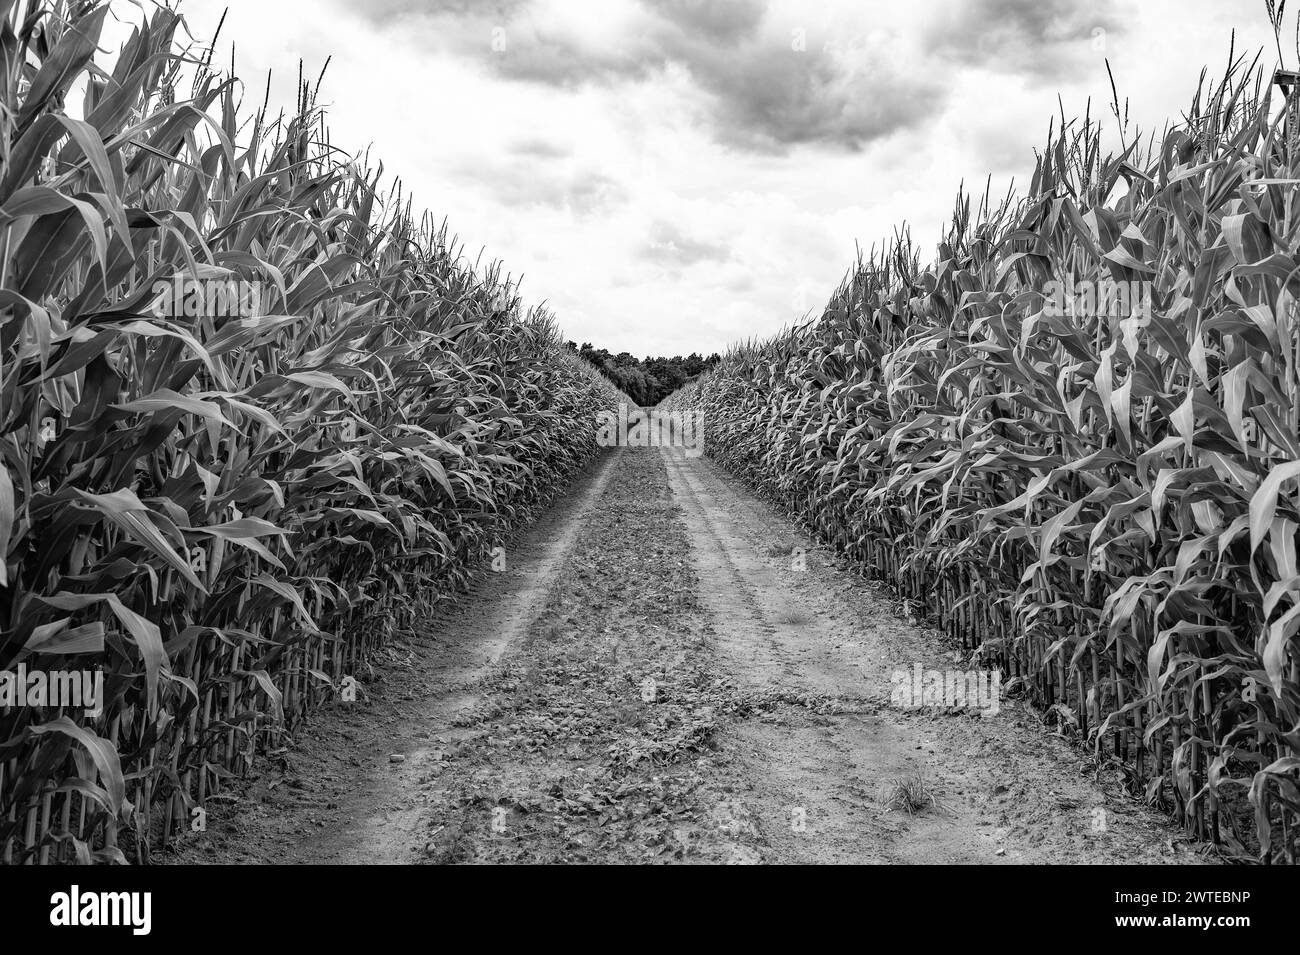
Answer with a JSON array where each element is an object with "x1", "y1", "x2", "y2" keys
[{"x1": 173, "y1": 449, "x2": 1204, "y2": 864}]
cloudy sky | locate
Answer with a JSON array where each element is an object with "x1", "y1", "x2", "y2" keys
[{"x1": 122, "y1": 0, "x2": 1270, "y2": 355}]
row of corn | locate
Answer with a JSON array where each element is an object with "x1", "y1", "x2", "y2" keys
[
  {"x1": 664, "y1": 62, "x2": 1300, "y2": 863},
  {"x1": 0, "y1": 1, "x2": 628, "y2": 863}
]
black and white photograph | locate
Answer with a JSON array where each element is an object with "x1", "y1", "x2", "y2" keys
[{"x1": 0, "y1": 0, "x2": 1293, "y2": 931}]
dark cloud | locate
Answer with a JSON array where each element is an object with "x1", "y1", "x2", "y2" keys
[
  {"x1": 644, "y1": 220, "x2": 731, "y2": 268},
  {"x1": 368, "y1": 0, "x2": 941, "y2": 151},
  {"x1": 692, "y1": 40, "x2": 941, "y2": 152},
  {"x1": 925, "y1": 0, "x2": 1124, "y2": 77},
  {"x1": 641, "y1": 0, "x2": 766, "y2": 45}
]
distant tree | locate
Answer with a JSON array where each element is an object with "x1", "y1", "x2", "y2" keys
[{"x1": 571, "y1": 342, "x2": 720, "y2": 404}]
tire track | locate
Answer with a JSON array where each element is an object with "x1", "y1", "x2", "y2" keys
[
  {"x1": 173, "y1": 450, "x2": 624, "y2": 864},
  {"x1": 661, "y1": 447, "x2": 1194, "y2": 864},
  {"x1": 352, "y1": 448, "x2": 626, "y2": 861},
  {"x1": 658, "y1": 450, "x2": 789, "y2": 679}
]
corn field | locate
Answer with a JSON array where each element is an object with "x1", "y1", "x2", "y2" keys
[
  {"x1": 0, "y1": 1, "x2": 628, "y2": 863},
  {"x1": 664, "y1": 60, "x2": 1300, "y2": 863}
]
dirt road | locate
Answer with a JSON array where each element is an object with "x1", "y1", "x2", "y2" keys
[{"x1": 174, "y1": 449, "x2": 1202, "y2": 864}]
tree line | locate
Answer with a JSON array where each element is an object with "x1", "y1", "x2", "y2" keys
[{"x1": 568, "y1": 343, "x2": 720, "y2": 406}]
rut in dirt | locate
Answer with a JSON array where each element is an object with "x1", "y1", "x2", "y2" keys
[{"x1": 175, "y1": 449, "x2": 1201, "y2": 865}]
